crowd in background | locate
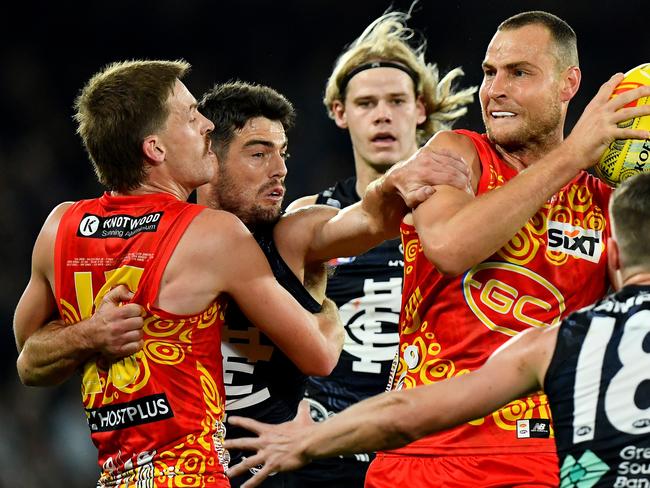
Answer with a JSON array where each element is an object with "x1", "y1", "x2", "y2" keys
[{"x1": 0, "y1": 0, "x2": 644, "y2": 485}]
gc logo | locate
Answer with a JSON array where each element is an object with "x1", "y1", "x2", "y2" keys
[{"x1": 463, "y1": 262, "x2": 565, "y2": 336}]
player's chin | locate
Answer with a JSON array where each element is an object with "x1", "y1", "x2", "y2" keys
[
  {"x1": 256, "y1": 205, "x2": 282, "y2": 225},
  {"x1": 486, "y1": 127, "x2": 524, "y2": 148}
]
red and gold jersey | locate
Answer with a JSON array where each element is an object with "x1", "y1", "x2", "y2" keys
[
  {"x1": 390, "y1": 130, "x2": 613, "y2": 456},
  {"x1": 54, "y1": 192, "x2": 229, "y2": 487}
]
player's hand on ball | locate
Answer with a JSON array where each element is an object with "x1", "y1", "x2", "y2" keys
[
  {"x1": 564, "y1": 71, "x2": 650, "y2": 172},
  {"x1": 594, "y1": 64, "x2": 650, "y2": 186}
]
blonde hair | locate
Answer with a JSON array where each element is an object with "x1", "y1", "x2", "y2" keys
[{"x1": 324, "y1": 9, "x2": 476, "y2": 145}]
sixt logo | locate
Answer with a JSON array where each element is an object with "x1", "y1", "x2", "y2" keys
[{"x1": 547, "y1": 221, "x2": 602, "y2": 263}]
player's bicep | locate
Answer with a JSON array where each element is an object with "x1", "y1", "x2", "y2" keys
[
  {"x1": 218, "y1": 225, "x2": 320, "y2": 363},
  {"x1": 14, "y1": 266, "x2": 58, "y2": 351},
  {"x1": 14, "y1": 205, "x2": 67, "y2": 350},
  {"x1": 304, "y1": 204, "x2": 377, "y2": 263},
  {"x1": 285, "y1": 194, "x2": 318, "y2": 213}
]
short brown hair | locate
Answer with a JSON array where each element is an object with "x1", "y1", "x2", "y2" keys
[
  {"x1": 74, "y1": 59, "x2": 190, "y2": 192},
  {"x1": 199, "y1": 81, "x2": 295, "y2": 162},
  {"x1": 611, "y1": 173, "x2": 650, "y2": 270},
  {"x1": 498, "y1": 11, "x2": 579, "y2": 70}
]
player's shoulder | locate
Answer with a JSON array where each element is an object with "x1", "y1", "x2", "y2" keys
[
  {"x1": 281, "y1": 203, "x2": 339, "y2": 225},
  {"x1": 274, "y1": 204, "x2": 340, "y2": 252},
  {"x1": 40, "y1": 201, "x2": 75, "y2": 238},
  {"x1": 185, "y1": 207, "x2": 252, "y2": 249},
  {"x1": 427, "y1": 130, "x2": 480, "y2": 168},
  {"x1": 190, "y1": 206, "x2": 248, "y2": 229},
  {"x1": 428, "y1": 129, "x2": 478, "y2": 151},
  {"x1": 285, "y1": 194, "x2": 318, "y2": 212}
]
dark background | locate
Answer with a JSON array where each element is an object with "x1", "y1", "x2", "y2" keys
[{"x1": 0, "y1": 0, "x2": 645, "y2": 485}]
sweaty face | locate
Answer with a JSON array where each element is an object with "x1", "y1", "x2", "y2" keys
[
  {"x1": 157, "y1": 80, "x2": 216, "y2": 188},
  {"x1": 206, "y1": 117, "x2": 287, "y2": 228},
  {"x1": 480, "y1": 25, "x2": 564, "y2": 152},
  {"x1": 334, "y1": 67, "x2": 425, "y2": 172}
]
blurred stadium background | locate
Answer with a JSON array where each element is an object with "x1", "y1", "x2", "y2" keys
[{"x1": 0, "y1": 0, "x2": 645, "y2": 485}]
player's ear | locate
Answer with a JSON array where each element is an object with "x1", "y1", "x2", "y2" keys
[
  {"x1": 415, "y1": 95, "x2": 427, "y2": 125},
  {"x1": 142, "y1": 135, "x2": 165, "y2": 166},
  {"x1": 332, "y1": 100, "x2": 348, "y2": 129},
  {"x1": 559, "y1": 66, "x2": 581, "y2": 103},
  {"x1": 607, "y1": 237, "x2": 623, "y2": 291}
]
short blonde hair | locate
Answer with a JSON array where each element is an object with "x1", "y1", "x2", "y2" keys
[{"x1": 324, "y1": 10, "x2": 476, "y2": 145}]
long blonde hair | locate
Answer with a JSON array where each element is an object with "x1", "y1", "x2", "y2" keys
[{"x1": 324, "y1": 9, "x2": 476, "y2": 145}]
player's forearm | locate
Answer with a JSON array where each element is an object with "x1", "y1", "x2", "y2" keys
[
  {"x1": 361, "y1": 175, "x2": 408, "y2": 238},
  {"x1": 419, "y1": 145, "x2": 581, "y2": 275},
  {"x1": 306, "y1": 189, "x2": 401, "y2": 263},
  {"x1": 17, "y1": 319, "x2": 95, "y2": 386},
  {"x1": 313, "y1": 298, "x2": 344, "y2": 373}
]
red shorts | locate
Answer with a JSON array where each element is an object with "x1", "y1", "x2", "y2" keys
[{"x1": 364, "y1": 452, "x2": 558, "y2": 488}]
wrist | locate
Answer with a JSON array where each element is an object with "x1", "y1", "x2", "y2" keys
[{"x1": 77, "y1": 316, "x2": 101, "y2": 354}]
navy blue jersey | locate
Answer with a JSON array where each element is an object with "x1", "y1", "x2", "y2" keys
[
  {"x1": 222, "y1": 224, "x2": 321, "y2": 467},
  {"x1": 545, "y1": 285, "x2": 650, "y2": 487},
  {"x1": 306, "y1": 177, "x2": 403, "y2": 417}
]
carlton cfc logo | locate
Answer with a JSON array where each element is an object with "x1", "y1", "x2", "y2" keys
[{"x1": 463, "y1": 262, "x2": 566, "y2": 336}]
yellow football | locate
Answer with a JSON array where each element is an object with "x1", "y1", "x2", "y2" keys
[{"x1": 595, "y1": 63, "x2": 650, "y2": 187}]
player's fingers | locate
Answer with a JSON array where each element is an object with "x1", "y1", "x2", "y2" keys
[
  {"x1": 226, "y1": 416, "x2": 267, "y2": 434},
  {"x1": 613, "y1": 128, "x2": 650, "y2": 141},
  {"x1": 224, "y1": 436, "x2": 262, "y2": 451},
  {"x1": 116, "y1": 339, "x2": 144, "y2": 357},
  {"x1": 102, "y1": 285, "x2": 134, "y2": 305},
  {"x1": 403, "y1": 187, "x2": 435, "y2": 208},
  {"x1": 611, "y1": 105, "x2": 650, "y2": 124},
  {"x1": 240, "y1": 462, "x2": 274, "y2": 488},
  {"x1": 116, "y1": 316, "x2": 145, "y2": 332},
  {"x1": 296, "y1": 399, "x2": 311, "y2": 418},
  {"x1": 609, "y1": 85, "x2": 650, "y2": 110},
  {"x1": 117, "y1": 328, "x2": 144, "y2": 344},
  {"x1": 428, "y1": 147, "x2": 469, "y2": 166},
  {"x1": 591, "y1": 73, "x2": 625, "y2": 104},
  {"x1": 225, "y1": 458, "x2": 253, "y2": 479},
  {"x1": 116, "y1": 303, "x2": 145, "y2": 318}
]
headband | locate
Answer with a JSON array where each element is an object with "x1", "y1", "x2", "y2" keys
[{"x1": 338, "y1": 61, "x2": 420, "y2": 94}]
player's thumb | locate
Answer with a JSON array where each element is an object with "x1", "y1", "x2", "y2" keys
[{"x1": 296, "y1": 399, "x2": 314, "y2": 424}]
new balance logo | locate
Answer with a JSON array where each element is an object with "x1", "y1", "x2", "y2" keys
[
  {"x1": 531, "y1": 422, "x2": 549, "y2": 433},
  {"x1": 517, "y1": 418, "x2": 550, "y2": 439}
]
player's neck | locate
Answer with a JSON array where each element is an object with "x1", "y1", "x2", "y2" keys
[
  {"x1": 494, "y1": 130, "x2": 564, "y2": 172},
  {"x1": 354, "y1": 161, "x2": 384, "y2": 198},
  {"x1": 352, "y1": 146, "x2": 418, "y2": 198},
  {"x1": 621, "y1": 270, "x2": 650, "y2": 288},
  {"x1": 123, "y1": 180, "x2": 189, "y2": 202}
]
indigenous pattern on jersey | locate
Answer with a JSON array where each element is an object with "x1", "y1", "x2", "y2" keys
[
  {"x1": 545, "y1": 285, "x2": 650, "y2": 488},
  {"x1": 222, "y1": 223, "x2": 321, "y2": 475},
  {"x1": 54, "y1": 193, "x2": 229, "y2": 487},
  {"x1": 390, "y1": 130, "x2": 612, "y2": 457},
  {"x1": 305, "y1": 176, "x2": 403, "y2": 418}
]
